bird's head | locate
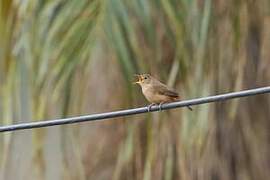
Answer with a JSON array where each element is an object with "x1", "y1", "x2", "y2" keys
[{"x1": 133, "y1": 74, "x2": 152, "y2": 86}]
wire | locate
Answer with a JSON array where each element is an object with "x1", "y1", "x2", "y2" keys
[{"x1": 0, "y1": 86, "x2": 270, "y2": 133}]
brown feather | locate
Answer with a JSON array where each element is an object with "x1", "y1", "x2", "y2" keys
[{"x1": 152, "y1": 83, "x2": 179, "y2": 98}]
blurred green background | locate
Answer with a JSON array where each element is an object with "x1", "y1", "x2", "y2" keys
[{"x1": 1, "y1": 0, "x2": 270, "y2": 179}]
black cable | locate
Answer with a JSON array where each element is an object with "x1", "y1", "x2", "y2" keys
[{"x1": 1, "y1": 86, "x2": 270, "y2": 133}]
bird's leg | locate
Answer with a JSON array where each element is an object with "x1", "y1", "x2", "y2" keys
[
  {"x1": 147, "y1": 103, "x2": 155, "y2": 112},
  {"x1": 158, "y1": 102, "x2": 165, "y2": 111}
]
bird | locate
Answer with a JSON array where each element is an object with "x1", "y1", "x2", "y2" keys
[{"x1": 133, "y1": 74, "x2": 192, "y2": 111}]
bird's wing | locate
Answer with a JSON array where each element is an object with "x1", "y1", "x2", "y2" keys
[{"x1": 153, "y1": 83, "x2": 179, "y2": 98}]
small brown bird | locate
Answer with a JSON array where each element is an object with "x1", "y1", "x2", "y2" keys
[{"x1": 134, "y1": 74, "x2": 192, "y2": 111}]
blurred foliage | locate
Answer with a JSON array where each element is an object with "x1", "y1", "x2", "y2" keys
[{"x1": 1, "y1": 0, "x2": 270, "y2": 180}]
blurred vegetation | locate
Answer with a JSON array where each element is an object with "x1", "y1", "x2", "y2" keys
[{"x1": 1, "y1": 0, "x2": 270, "y2": 180}]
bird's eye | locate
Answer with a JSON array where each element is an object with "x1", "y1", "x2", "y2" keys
[{"x1": 144, "y1": 77, "x2": 147, "y2": 79}]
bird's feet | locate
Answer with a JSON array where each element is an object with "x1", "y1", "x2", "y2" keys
[
  {"x1": 147, "y1": 103, "x2": 165, "y2": 112},
  {"x1": 158, "y1": 102, "x2": 164, "y2": 111},
  {"x1": 147, "y1": 103, "x2": 155, "y2": 112}
]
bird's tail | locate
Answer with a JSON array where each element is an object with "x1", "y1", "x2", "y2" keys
[
  {"x1": 187, "y1": 106, "x2": 193, "y2": 111},
  {"x1": 173, "y1": 96, "x2": 193, "y2": 111}
]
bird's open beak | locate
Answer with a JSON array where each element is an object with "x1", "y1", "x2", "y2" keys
[{"x1": 133, "y1": 74, "x2": 141, "y2": 84}]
